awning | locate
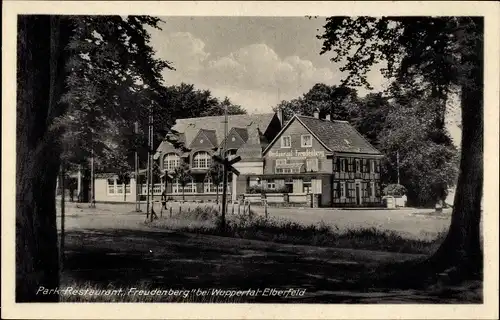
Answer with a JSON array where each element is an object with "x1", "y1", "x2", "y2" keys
[{"x1": 275, "y1": 163, "x2": 304, "y2": 169}]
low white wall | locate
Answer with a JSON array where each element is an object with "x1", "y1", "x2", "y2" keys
[
  {"x1": 266, "y1": 193, "x2": 285, "y2": 203},
  {"x1": 288, "y1": 193, "x2": 308, "y2": 203}
]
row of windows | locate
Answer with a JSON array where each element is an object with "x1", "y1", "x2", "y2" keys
[
  {"x1": 274, "y1": 158, "x2": 379, "y2": 174},
  {"x1": 261, "y1": 179, "x2": 312, "y2": 193},
  {"x1": 333, "y1": 181, "x2": 380, "y2": 198},
  {"x1": 275, "y1": 158, "x2": 319, "y2": 173},
  {"x1": 280, "y1": 134, "x2": 312, "y2": 148},
  {"x1": 163, "y1": 151, "x2": 213, "y2": 171},
  {"x1": 107, "y1": 179, "x2": 131, "y2": 195},
  {"x1": 163, "y1": 150, "x2": 239, "y2": 171},
  {"x1": 169, "y1": 177, "x2": 230, "y2": 194},
  {"x1": 334, "y1": 158, "x2": 380, "y2": 173}
]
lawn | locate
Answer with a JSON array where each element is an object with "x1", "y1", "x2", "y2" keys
[{"x1": 56, "y1": 201, "x2": 481, "y2": 303}]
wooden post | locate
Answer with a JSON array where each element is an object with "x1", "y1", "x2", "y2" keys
[
  {"x1": 238, "y1": 202, "x2": 241, "y2": 215},
  {"x1": 170, "y1": 206, "x2": 172, "y2": 218},
  {"x1": 179, "y1": 204, "x2": 182, "y2": 215},
  {"x1": 265, "y1": 201, "x2": 268, "y2": 219},
  {"x1": 231, "y1": 204, "x2": 234, "y2": 215}
]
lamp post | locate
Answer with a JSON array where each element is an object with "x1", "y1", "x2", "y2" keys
[
  {"x1": 134, "y1": 121, "x2": 141, "y2": 212},
  {"x1": 396, "y1": 150, "x2": 400, "y2": 185}
]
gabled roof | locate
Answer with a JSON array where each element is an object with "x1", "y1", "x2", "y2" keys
[
  {"x1": 233, "y1": 127, "x2": 249, "y2": 142},
  {"x1": 236, "y1": 124, "x2": 263, "y2": 161},
  {"x1": 219, "y1": 127, "x2": 248, "y2": 149},
  {"x1": 172, "y1": 113, "x2": 275, "y2": 147},
  {"x1": 189, "y1": 129, "x2": 218, "y2": 149},
  {"x1": 263, "y1": 115, "x2": 382, "y2": 156}
]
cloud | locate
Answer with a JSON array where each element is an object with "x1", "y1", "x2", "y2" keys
[
  {"x1": 203, "y1": 43, "x2": 338, "y2": 94},
  {"x1": 154, "y1": 31, "x2": 348, "y2": 110}
]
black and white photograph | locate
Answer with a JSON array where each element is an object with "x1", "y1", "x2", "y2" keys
[{"x1": 2, "y1": 1, "x2": 499, "y2": 319}]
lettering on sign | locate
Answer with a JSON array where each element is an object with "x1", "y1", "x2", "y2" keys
[{"x1": 268, "y1": 149, "x2": 326, "y2": 159}]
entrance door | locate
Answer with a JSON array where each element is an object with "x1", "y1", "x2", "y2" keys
[{"x1": 355, "y1": 182, "x2": 362, "y2": 205}]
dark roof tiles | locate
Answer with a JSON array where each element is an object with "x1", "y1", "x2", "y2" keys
[{"x1": 296, "y1": 115, "x2": 381, "y2": 155}]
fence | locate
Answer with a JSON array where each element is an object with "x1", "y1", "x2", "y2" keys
[{"x1": 151, "y1": 200, "x2": 263, "y2": 219}]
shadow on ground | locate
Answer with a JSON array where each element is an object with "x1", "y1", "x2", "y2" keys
[{"x1": 62, "y1": 228, "x2": 482, "y2": 303}]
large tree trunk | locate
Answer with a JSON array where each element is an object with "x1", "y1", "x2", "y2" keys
[
  {"x1": 16, "y1": 16, "x2": 70, "y2": 302},
  {"x1": 427, "y1": 20, "x2": 483, "y2": 279}
]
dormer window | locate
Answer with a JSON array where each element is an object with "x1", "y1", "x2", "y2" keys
[
  {"x1": 281, "y1": 136, "x2": 291, "y2": 148},
  {"x1": 192, "y1": 151, "x2": 211, "y2": 169},
  {"x1": 163, "y1": 153, "x2": 180, "y2": 171}
]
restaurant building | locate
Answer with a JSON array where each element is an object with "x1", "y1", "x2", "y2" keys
[
  {"x1": 259, "y1": 110, "x2": 384, "y2": 207},
  {"x1": 152, "y1": 109, "x2": 384, "y2": 207},
  {"x1": 152, "y1": 112, "x2": 282, "y2": 202}
]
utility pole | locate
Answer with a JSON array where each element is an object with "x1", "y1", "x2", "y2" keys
[
  {"x1": 134, "y1": 121, "x2": 141, "y2": 212},
  {"x1": 146, "y1": 106, "x2": 152, "y2": 220},
  {"x1": 90, "y1": 137, "x2": 95, "y2": 208},
  {"x1": 396, "y1": 150, "x2": 400, "y2": 185},
  {"x1": 149, "y1": 104, "x2": 155, "y2": 222},
  {"x1": 221, "y1": 103, "x2": 229, "y2": 230}
]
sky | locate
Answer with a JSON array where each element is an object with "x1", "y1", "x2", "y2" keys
[{"x1": 148, "y1": 16, "x2": 461, "y2": 146}]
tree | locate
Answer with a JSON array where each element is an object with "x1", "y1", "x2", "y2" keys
[
  {"x1": 318, "y1": 16, "x2": 483, "y2": 281},
  {"x1": 352, "y1": 92, "x2": 391, "y2": 148},
  {"x1": 274, "y1": 83, "x2": 359, "y2": 122},
  {"x1": 207, "y1": 162, "x2": 224, "y2": 204},
  {"x1": 16, "y1": 15, "x2": 171, "y2": 302},
  {"x1": 172, "y1": 162, "x2": 192, "y2": 201}
]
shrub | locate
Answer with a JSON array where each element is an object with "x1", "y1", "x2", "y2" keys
[
  {"x1": 247, "y1": 185, "x2": 288, "y2": 194},
  {"x1": 383, "y1": 184, "x2": 407, "y2": 196},
  {"x1": 147, "y1": 208, "x2": 443, "y2": 255}
]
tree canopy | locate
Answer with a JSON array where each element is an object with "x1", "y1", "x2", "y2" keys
[
  {"x1": 274, "y1": 82, "x2": 459, "y2": 207},
  {"x1": 317, "y1": 16, "x2": 483, "y2": 281}
]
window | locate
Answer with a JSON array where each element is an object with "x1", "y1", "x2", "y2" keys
[
  {"x1": 369, "y1": 181, "x2": 375, "y2": 197},
  {"x1": 306, "y1": 158, "x2": 319, "y2": 172},
  {"x1": 370, "y1": 160, "x2": 375, "y2": 173},
  {"x1": 192, "y1": 151, "x2": 211, "y2": 169},
  {"x1": 301, "y1": 134, "x2": 312, "y2": 147},
  {"x1": 204, "y1": 176, "x2": 225, "y2": 193},
  {"x1": 347, "y1": 158, "x2": 353, "y2": 172},
  {"x1": 107, "y1": 179, "x2": 115, "y2": 194},
  {"x1": 355, "y1": 159, "x2": 361, "y2": 173},
  {"x1": 276, "y1": 159, "x2": 287, "y2": 166},
  {"x1": 173, "y1": 179, "x2": 197, "y2": 193},
  {"x1": 226, "y1": 149, "x2": 238, "y2": 160},
  {"x1": 281, "y1": 136, "x2": 291, "y2": 148},
  {"x1": 107, "y1": 177, "x2": 131, "y2": 195},
  {"x1": 303, "y1": 181, "x2": 312, "y2": 194},
  {"x1": 340, "y1": 182, "x2": 346, "y2": 198},
  {"x1": 163, "y1": 153, "x2": 180, "y2": 171},
  {"x1": 375, "y1": 160, "x2": 380, "y2": 173},
  {"x1": 267, "y1": 181, "x2": 276, "y2": 190},
  {"x1": 340, "y1": 159, "x2": 346, "y2": 172}
]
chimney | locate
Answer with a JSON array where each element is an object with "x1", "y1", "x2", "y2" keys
[
  {"x1": 313, "y1": 109, "x2": 320, "y2": 119},
  {"x1": 325, "y1": 114, "x2": 331, "y2": 121},
  {"x1": 276, "y1": 107, "x2": 283, "y2": 127}
]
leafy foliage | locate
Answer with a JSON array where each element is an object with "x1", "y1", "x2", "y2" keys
[
  {"x1": 274, "y1": 81, "x2": 459, "y2": 206},
  {"x1": 172, "y1": 162, "x2": 192, "y2": 200},
  {"x1": 383, "y1": 184, "x2": 407, "y2": 197},
  {"x1": 247, "y1": 185, "x2": 289, "y2": 194},
  {"x1": 274, "y1": 83, "x2": 359, "y2": 122}
]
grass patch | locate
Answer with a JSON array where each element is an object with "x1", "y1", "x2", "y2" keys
[{"x1": 146, "y1": 207, "x2": 445, "y2": 255}]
